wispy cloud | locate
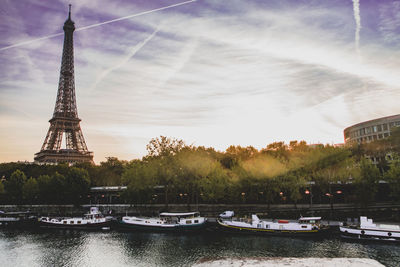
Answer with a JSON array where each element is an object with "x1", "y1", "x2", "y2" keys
[
  {"x1": 352, "y1": 0, "x2": 361, "y2": 56},
  {"x1": 89, "y1": 27, "x2": 160, "y2": 92},
  {"x1": 1, "y1": 0, "x2": 400, "y2": 162}
]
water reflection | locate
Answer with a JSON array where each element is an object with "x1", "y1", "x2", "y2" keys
[{"x1": 0, "y1": 230, "x2": 399, "y2": 267}]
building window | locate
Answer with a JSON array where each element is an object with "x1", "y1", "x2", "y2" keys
[
  {"x1": 378, "y1": 134, "x2": 383, "y2": 139},
  {"x1": 384, "y1": 133, "x2": 389, "y2": 137},
  {"x1": 383, "y1": 124, "x2": 388, "y2": 131},
  {"x1": 377, "y1": 125, "x2": 382, "y2": 132},
  {"x1": 373, "y1": 126, "x2": 377, "y2": 133}
]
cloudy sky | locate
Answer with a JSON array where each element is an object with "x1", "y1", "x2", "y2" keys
[{"x1": 1, "y1": 0, "x2": 400, "y2": 163}]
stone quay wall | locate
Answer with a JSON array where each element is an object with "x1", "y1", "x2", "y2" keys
[{"x1": 0, "y1": 203, "x2": 399, "y2": 221}]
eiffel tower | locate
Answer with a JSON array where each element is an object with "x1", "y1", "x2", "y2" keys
[{"x1": 34, "y1": 5, "x2": 93, "y2": 164}]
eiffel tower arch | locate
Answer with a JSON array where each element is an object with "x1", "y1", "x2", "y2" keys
[{"x1": 34, "y1": 5, "x2": 93, "y2": 164}]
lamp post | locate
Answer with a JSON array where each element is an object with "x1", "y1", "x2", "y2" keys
[{"x1": 305, "y1": 189, "x2": 313, "y2": 209}]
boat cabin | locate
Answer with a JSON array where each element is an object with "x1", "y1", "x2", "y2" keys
[
  {"x1": 159, "y1": 212, "x2": 202, "y2": 225},
  {"x1": 298, "y1": 217, "x2": 321, "y2": 224}
]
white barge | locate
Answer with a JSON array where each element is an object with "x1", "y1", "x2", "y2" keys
[
  {"x1": 119, "y1": 212, "x2": 207, "y2": 232},
  {"x1": 218, "y1": 213, "x2": 329, "y2": 236},
  {"x1": 39, "y1": 207, "x2": 111, "y2": 230},
  {"x1": 340, "y1": 216, "x2": 400, "y2": 242},
  {"x1": 0, "y1": 211, "x2": 37, "y2": 228}
]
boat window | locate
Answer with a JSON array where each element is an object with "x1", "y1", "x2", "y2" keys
[
  {"x1": 63, "y1": 221, "x2": 67, "y2": 224},
  {"x1": 194, "y1": 220, "x2": 199, "y2": 223},
  {"x1": 77, "y1": 221, "x2": 81, "y2": 224},
  {"x1": 301, "y1": 225, "x2": 307, "y2": 228},
  {"x1": 186, "y1": 220, "x2": 192, "y2": 224},
  {"x1": 265, "y1": 225, "x2": 269, "y2": 229},
  {"x1": 70, "y1": 221, "x2": 74, "y2": 224}
]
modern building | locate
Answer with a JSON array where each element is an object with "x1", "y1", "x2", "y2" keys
[{"x1": 343, "y1": 114, "x2": 400, "y2": 144}]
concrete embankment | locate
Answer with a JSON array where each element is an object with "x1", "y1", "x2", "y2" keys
[
  {"x1": 193, "y1": 257, "x2": 384, "y2": 267},
  {"x1": 0, "y1": 203, "x2": 399, "y2": 221}
]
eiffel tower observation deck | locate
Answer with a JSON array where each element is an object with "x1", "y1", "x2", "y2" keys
[{"x1": 35, "y1": 5, "x2": 93, "y2": 164}]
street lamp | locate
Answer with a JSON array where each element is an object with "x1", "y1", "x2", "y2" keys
[{"x1": 305, "y1": 189, "x2": 313, "y2": 209}]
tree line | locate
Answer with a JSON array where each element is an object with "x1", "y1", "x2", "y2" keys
[{"x1": 0, "y1": 129, "x2": 399, "y2": 206}]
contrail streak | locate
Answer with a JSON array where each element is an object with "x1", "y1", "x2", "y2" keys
[
  {"x1": 0, "y1": 33, "x2": 64, "y2": 51},
  {"x1": 352, "y1": 0, "x2": 361, "y2": 55},
  {"x1": 90, "y1": 27, "x2": 160, "y2": 91},
  {"x1": 0, "y1": 0, "x2": 196, "y2": 52}
]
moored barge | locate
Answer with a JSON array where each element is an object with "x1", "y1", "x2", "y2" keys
[
  {"x1": 39, "y1": 207, "x2": 111, "y2": 230},
  {"x1": 218, "y1": 213, "x2": 329, "y2": 236},
  {"x1": 340, "y1": 216, "x2": 400, "y2": 242},
  {"x1": 119, "y1": 212, "x2": 207, "y2": 232}
]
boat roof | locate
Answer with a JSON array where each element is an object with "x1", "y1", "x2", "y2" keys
[
  {"x1": 299, "y1": 217, "x2": 321, "y2": 220},
  {"x1": 159, "y1": 212, "x2": 199, "y2": 216}
]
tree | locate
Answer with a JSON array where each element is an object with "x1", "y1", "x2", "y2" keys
[
  {"x1": 146, "y1": 136, "x2": 186, "y2": 158},
  {"x1": 198, "y1": 165, "x2": 230, "y2": 203},
  {"x1": 354, "y1": 158, "x2": 381, "y2": 206},
  {"x1": 176, "y1": 148, "x2": 224, "y2": 206},
  {"x1": 145, "y1": 136, "x2": 186, "y2": 207},
  {"x1": 95, "y1": 157, "x2": 127, "y2": 186},
  {"x1": 122, "y1": 159, "x2": 157, "y2": 203},
  {"x1": 385, "y1": 153, "x2": 400, "y2": 202},
  {"x1": 37, "y1": 175, "x2": 52, "y2": 204},
  {"x1": 4, "y1": 169, "x2": 27, "y2": 203},
  {"x1": 49, "y1": 172, "x2": 66, "y2": 204},
  {"x1": 22, "y1": 178, "x2": 39, "y2": 203},
  {"x1": 65, "y1": 167, "x2": 90, "y2": 204},
  {"x1": 0, "y1": 181, "x2": 5, "y2": 203}
]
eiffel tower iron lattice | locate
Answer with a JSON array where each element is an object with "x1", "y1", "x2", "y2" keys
[{"x1": 34, "y1": 5, "x2": 93, "y2": 164}]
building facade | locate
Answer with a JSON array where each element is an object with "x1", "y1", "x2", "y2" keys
[{"x1": 343, "y1": 114, "x2": 400, "y2": 144}]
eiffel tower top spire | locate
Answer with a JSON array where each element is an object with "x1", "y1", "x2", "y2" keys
[
  {"x1": 53, "y1": 4, "x2": 77, "y2": 121},
  {"x1": 34, "y1": 5, "x2": 93, "y2": 164},
  {"x1": 64, "y1": 4, "x2": 75, "y2": 31}
]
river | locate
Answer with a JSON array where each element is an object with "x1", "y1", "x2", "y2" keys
[{"x1": 0, "y1": 229, "x2": 399, "y2": 266}]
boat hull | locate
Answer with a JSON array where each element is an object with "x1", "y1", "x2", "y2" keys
[
  {"x1": 217, "y1": 220, "x2": 330, "y2": 237},
  {"x1": 39, "y1": 220, "x2": 111, "y2": 230},
  {"x1": 340, "y1": 226, "x2": 400, "y2": 242},
  {"x1": 118, "y1": 220, "x2": 207, "y2": 232}
]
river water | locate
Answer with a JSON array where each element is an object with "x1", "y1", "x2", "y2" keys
[{"x1": 0, "y1": 229, "x2": 399, "y2": 267}]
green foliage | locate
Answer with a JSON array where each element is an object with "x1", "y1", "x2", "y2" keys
[
  {"x1": 1, "y1": 136, "x2": 400, "y2": 205},
  {"x1": 198, "y1": 165, "x2": 230, "y2": 203},
  {"x1": 0, "y1": 181, "x2": 4, "y2": 195},
  {"x1": 385, "y1": 153, "x2": 400, "y2": 201},
  {"x1": 354, "y1": 157, "x2": 381, "y2": 205},
  {"x1": 146, "y1": 136, "x2": 186, "y2": 158},
  {"x1": 65, "y1": 167, "x2": 90, "y2": 204},
  {"x1": 4, "y1": 169, "x2": 27, "y2": 203},
  {"x1": 49, "y1": 172, "x2": 66, "y2": 204},
  {"x1": 22, "y1": 178, "x2": 39, "y2": 203},
  {"x1": 37, "y1": 175, "x2": 52, "y2": 203},
  {"x1": 122, "y1": 159, "x2": 157, "y2": 203}
]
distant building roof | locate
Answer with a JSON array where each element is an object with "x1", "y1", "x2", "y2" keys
[{"x1": 90, "y1": 186, "x2": 127, "y2": 192}]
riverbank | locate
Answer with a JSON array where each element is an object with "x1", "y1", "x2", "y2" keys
[
  {"x1": 194, "y1": 257, "x2": 384, "y2": 267},
  {"x1": 0, "y1": 202, "x2": 399, "y2": 221}
]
